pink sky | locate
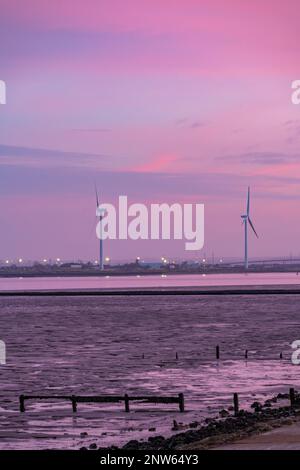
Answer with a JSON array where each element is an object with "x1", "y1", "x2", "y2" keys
[{"x1": 0, "y1": 0, "x2": 300, "y2": 262}]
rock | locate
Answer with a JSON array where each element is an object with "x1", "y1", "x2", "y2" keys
[
  {"x1": 250, "y1": 401, "x2": 262, "y2": 409},
  {"x1": 277, "y1": 393, "x2": 289, "y2": 400},
  {"x1": 189, "y1": 421, "x2": 199, "y2": 428},
  {"x1": 89, "y1": 443, "x2": 97, "y2": 450},
  {"x1": 148, "y1": 427, "x2": 156, "y2": 432},
  {"x1": 269, "y1": 397, "x2": 278, "y2": 403},
  {"x1": 79, "y1": 447, "x2": 88, "y2": 451},
  {"x1": 219, "y1": 409, "x2": 229, "y2": 418},
  {"x1": 204, "y1": 417, "x2": 214, "y2": 424},
  {"x1": 263, "y1": 401, "x2": 272, "y2": 408},
  {"x1": 80, "y1": 432, "x2": 88, "y2": 437},
  {"x1": 182, "y1": 430, "x2": 199, "y2": 444},
  {"x1": 148, "y1": 435, "x2": 165, "y2": 445},
  {"x1": 122, "y1": 440, "x2": 140, "y2": 449}
]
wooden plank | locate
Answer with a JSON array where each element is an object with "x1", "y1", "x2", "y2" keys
[
  {"x1": 76, "y1": 396, "x2": 124, "y2": 403},
  {"x1": 129, "y1": 396, "x2": 179, "y2": 403}
]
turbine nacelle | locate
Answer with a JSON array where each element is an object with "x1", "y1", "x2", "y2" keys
[{"x1": 96, "y1": 206, "x2": 106, "y2": 218}]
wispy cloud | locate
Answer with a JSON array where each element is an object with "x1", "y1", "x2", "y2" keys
[
  {"x1": 0, "y1": 144, "x2": 108, "y2": 169},
  {"x1": 175, "y1": 118, "x2": 206, "y2": 129},
  {"x1": 71, "y1": 128, "x2": 112, "y2": 133},
  {"x1": 217, "y1": 151, "x2": 300, "y2": 166}
]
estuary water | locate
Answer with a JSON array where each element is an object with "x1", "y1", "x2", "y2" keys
[
  {"x1": 0, "y1": 292, "x2": 300, "y2": 449},
  {"x1": 1, "y1": 272, "x2": 300, "y2": 291}
]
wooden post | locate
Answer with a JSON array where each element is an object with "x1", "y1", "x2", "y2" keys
[
  {"x1": 216, "y1": 345, "x2": 220, "y2": 360},
  {"x1": 280, "y1": 352, "x2": 283, "y2": 359},
  {"x1": 178, "y1": 393, "x2": 184, "y2": 412},
  {"x1": 71, "y1": 395, "x2": 77, "y2": 413},
  {"x1": 124, "y1": 394, "x2": 130, "y2": 412},
  {"x1": 233, "y1": 393, "x2": 239, "y2": 416},
  {"x1": 245, "y1": 349, "x2": 248, "y2": 359},
  {"x1": 176, "y1": 352, "x2": 178, "y2": 360},
  {"x1": 19, "y1": 395, "x2": 25, "y2": 412},
  {"x1": 290, "y1": 388, "x2": 295, "y2": 407}
]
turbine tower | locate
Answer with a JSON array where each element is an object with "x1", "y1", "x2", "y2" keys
[
  {"x1": 241, "y1": 187, "x2": 258, "y2": 270},
  {"x1": 95, "y1": 186, "x2": 106, "y2": 270}
]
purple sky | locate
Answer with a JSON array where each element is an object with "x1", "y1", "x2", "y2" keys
[{"x1": 0, "y1": 0, "x2": 300, "y2": 262}]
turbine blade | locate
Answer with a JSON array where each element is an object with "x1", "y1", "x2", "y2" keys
[
  {"x1": 248, "y1": 217, "x2": 258, "y2": 238},
  {"x1": 247, "y1": 186, "x2": 250, "y2": 216},
  {"x1": 94, "y1": 183, "x2": 99, "y2": 207}
]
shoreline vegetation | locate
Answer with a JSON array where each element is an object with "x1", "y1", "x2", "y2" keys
[{"x1": 80, "y1": 392, "x2": 300, "y2": 451}]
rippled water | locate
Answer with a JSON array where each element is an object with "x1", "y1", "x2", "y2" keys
[{"x1": 0, "y1": 294, "x2": 300, "y2": 449}]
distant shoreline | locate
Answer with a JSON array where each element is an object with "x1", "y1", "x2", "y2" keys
[
  {"x1": 2, "y1": 285, "x2": 300, "y2": 296},
  {"x1": 1, "y1": 265, "x2": 300, "y2": 279}
]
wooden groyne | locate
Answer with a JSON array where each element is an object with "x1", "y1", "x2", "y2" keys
[
  {"x1": 19, "y1": 389, "x2": 300, "y2": 417},
  {"x1": 19, "y1": 393, "x2": 185, "y2": 413}
]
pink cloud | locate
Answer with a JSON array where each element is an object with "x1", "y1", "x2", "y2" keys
[{"x1": 132, "y1": 154, "x2": 180, "y2": 173}]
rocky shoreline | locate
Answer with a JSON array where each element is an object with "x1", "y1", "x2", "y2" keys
[{"x1": 80, "y1": 392, "x2": 300, "y2": 451}]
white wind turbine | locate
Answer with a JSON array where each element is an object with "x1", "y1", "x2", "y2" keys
[
  {"x1": 95, "y1": 186, "x2": 106, "y2": 270},
  {"x1": 241, "y1": 187, "x2": 258, "y2": 270}
]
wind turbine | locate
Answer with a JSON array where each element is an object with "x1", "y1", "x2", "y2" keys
[
  {"x1": 95, "y1": 186, "x2": 106, "y2": 270},
  {"x1": 241, "y1": 187, "x2": 258, "y2": 270}
]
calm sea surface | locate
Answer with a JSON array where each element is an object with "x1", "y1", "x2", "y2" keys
[
  {"x1": 0, "y1": 284, "x2": 300, "y2": 448},
  {"x1": 1, "y1": 272, "x2": 300, "y2": 291}
]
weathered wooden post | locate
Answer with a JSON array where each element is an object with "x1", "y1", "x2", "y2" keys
[
  {"x1": 71, "y1": 395, "x2": 77, "y2": 413},
  {"x1": 19, "y1": 394, "x2": 25, "y2": 412},
  {"x1": 233, "y1": 393, "x2": 239, "y2": 416},
  {"x1": 245, "y1": 350, "x2": 248, "y2": 359},
  {"x1": 216, "y1": 345, "x2": 220, "y2": 360},
  {"x1": 290, "y1": 388, "x2": 295, "y2": 407},
  {"x1": 176, "y1": 352, "x2": 178, "y2": 360},
  {"x1": 280, "y1": 352, "x2": 283, "y2": 359},
  {"x1": 124, "y1": 394, "x2": 130, "y2": 412},
  {"x1": 178, "y1": 393, "x2": 184, "y2": 412}
]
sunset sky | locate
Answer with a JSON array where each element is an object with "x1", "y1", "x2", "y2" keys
[{"x1": 0, "y1": 0, "x2": 300, "y2": 262}]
